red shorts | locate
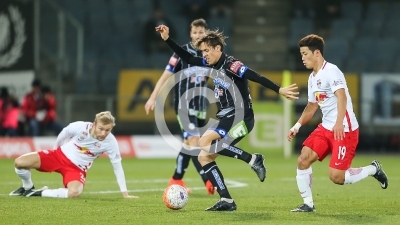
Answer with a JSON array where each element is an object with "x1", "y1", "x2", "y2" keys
[
  {"x1": 302, "y1": 124, "x2": 359, "y2": 170},
  {"x1": 37, "y1": 148, "x2": 86, "y2": 187}
]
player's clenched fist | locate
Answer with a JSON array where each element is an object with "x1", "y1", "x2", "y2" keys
[{"x1": 155, "y1": 25, "x2": 169, "y2": 40}]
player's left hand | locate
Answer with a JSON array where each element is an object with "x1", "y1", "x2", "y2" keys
[
  {"x1": 155, "y1": 25, "x2": 170, "y2": 41},
  {"x1": 332, "y1": 123, "x2": 345, "y2": 141},
  {"x1": 124, "y1": 195, "x2": 139, "y2": 199},
  {"x1": 122, "y1": 192, "x2": 139, "y2": 199},
  {"x1": 279, "y1": 84, "x2": 299, "y2": 100}
]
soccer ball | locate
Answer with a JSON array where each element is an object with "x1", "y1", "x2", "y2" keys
[{"x1": 163, "y1": 184, "x2": 189, "y2": 210}]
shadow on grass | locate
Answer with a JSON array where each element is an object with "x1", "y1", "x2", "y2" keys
[
  {"x1": 315, "y1": 213, "x2": 379, "y2": 224},
  {"x1": 207, "y1": 211, "x2": 273, "y2": 221}
]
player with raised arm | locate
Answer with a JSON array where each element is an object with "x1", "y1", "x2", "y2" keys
[
  {"x1": 288, "y1": 34, "x2": 388, "y2": 212},
  {"x1": 9, "y1": 111, "x2": 138, "y2": 199},
  {"x1": 145, "y1": 19, "x2": 213, "y2": 194},
  {"x1": 156, "y1": 24, "x2": 299, "y2": 211}
]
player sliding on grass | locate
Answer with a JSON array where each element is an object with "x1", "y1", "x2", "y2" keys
[
  {"x1": 156, "y1": 24, "x2": 299, "y2": 211},
  {"x1": 288, "y1": 34, "x2": 388, "y2": 212},
  {"x1": 9, "y1": 111, "x2": 138, "y2": 199}
]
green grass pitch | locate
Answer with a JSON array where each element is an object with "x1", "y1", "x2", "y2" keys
[{"x1": 0, "y1": 154, "x2": 398, "y2": 225}]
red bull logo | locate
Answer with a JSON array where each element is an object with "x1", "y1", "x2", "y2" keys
[
  {"x1": 315, "y1": 92, "x2": 328, "y2": 104},
  {"x1": 74, "y1": 144, "x2": 95, "y2": 157}
]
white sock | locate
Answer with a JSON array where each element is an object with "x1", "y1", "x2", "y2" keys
[
  {"x1": 296, "y1": 167, "x2": 313, "y2": 207},
  {"x1": 248, "y1": 154, "x2": 256, "y2": 166},
  {"x1": 15, "y1": 168, "x2": 33, "y2": 190},
  {"x1": 344, "y1": 165, "x2": 376, "y2": 184},
  {"x1": 42, "y1": 188, "x2": 69, "y2": 198}
]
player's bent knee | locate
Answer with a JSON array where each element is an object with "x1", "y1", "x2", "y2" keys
[
  {"x1": 197, "y1": 137, "x2": 210, "y2": 151},
  {"x1": 68, "y1": 189, "x2": 82, "y2": 198},
  {"x1": 14, "y1": 156, "x2": 30, "y2": 169},
  {"x1": 198, "y1": 151, "x2": 215, "y2": 165},
  {"x1": 297, "y1": 147, "x2": 317, "y2": 169},
  {"x1": 14, "y1": 157, "x2": 23, "y2": 168},
  {"x1": 329, "y1": 173, "x2": 345, "y2": 185},
  {"x1": 329, "y1": 169, "x2": 345, "y2": 185}
]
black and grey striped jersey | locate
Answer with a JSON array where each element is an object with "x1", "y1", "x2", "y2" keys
[
  {"x1": 165, "y1": 43, "x2": 209, "y2": 112},
  {"x1": 210, "y1": 54, "x2": 253, "y2": 114},
  {"x1": 164, "y1": 38, "x2": 281, "y2": 118}
]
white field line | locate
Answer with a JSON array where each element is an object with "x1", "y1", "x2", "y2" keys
[
  {"x1": 0, "y1": 179, "x2": 247, "y2": 196},
  {"x1": 85, "y1": 179, "x2": 247, "y2": 194},
  {"x1": 4, "y1": 176, "x2": 399, "y2": 186}
]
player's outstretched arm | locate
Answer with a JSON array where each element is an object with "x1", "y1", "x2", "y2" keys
[
  {"x1": 145, "y1": 70, "x2": 174, "y2": 115},
  {"x1": 111, "y1": 161, "x2": 139, "y2": 199},
  {"x1": 156, "y1": 25, "x2": 204, "y2": 66},
  {"x1": 287, "y1": 102, "x2": 319, "y2": 141},
  {"x1": 243, "y1": 69, "x2": 299, "y2": 100}
]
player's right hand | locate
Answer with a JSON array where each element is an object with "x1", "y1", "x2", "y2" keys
[
  {"x1": 155, "y1": 25, "x2": 169, "y2": 41},
  {"x1": 144, "y1": 98, "x2": 155, "y2": 115},
  {"x1": 287, "y1": 128, "x2": 298, "y2": 142},
  {"x1": 279, "y1": 83, "x2": 299, "y2": 100}
]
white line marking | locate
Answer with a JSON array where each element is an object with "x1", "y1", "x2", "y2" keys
[
  {"x1": 85, "y1": 179, "x2": 248, "y2": 194},
  {"x1": 1, "y1": 179, "x2": 248, "y2": 196}
]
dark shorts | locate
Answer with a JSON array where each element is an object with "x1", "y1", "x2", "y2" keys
[
  {"x1": 176, "y1": 109, "x2": 206, "y2": 139},
  {"x1": 208, "y1": 109, "x2": 255, "y2": 145}
]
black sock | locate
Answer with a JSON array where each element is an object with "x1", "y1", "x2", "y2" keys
[
  {"x1": 203, "y1": 161, "x2": 231, "y2": 199},
  {"x1": 191, "y1": 155, "x2": 208, "y2": 184},
  {"x1": 212, "y1": 139, "x2": 252, "y2": 163},
  {"x1": 172, "y1": 151, "x2": 191, "y2": 180}
]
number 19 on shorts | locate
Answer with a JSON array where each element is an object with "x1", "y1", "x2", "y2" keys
[{"x1": 338, "y1": 146, "x2": 346, "y2": 160}]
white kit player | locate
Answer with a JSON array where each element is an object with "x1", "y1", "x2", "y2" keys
[
  {"x1": 288, "y1": 34, "x2": 388, "y2": 212},
  {"x1": 9, "y1": 111, "x2": 138, "y2": 199}
]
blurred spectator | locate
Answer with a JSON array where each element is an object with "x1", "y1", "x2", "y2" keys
[
  {"x1": 0, "y1": 87, "x2": 20, "y2": 137},
  {"x1": 315, "y1": 0, "x2": 341, "y2": 28},
  {"x1": 21, "y1": 79, "x2": 63, "y2": 136},
  {"x1": 182, "y1": 0, "x2": 210, "y2": 22},
  {"x1": 143, "y1": 8, "x2": 177, "y2": 55},
  {"x1": 290, "y1": 0, "x2": 317, "y2": 19},
  {"x1": 21, "y1": 79, "x2": 45, "y2": 136},
  {"x1": 41, "y1": 85, "x2": 63, "y2": 135},
  {"x1": 210, "y1": 0, "x2": 234, "y2": 18}
]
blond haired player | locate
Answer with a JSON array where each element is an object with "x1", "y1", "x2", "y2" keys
[
  {"x1": 288, "y1": 34, "x2": 388, "y2": 212},
  {"x1": 9, "y1": 111, "x2": 138, "y2": 199}
]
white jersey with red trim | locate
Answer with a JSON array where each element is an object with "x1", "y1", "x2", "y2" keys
[
  {"x1": 58, "y1": 121, "x2": 121, "y2": 171},
  {"x1": 307, "y1": 61, "x2": 359, "y2": 132}
]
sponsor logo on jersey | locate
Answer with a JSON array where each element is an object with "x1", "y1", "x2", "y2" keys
[
  {"x1": 315, "y1": 91, "x2": 329, "y2": 104},
  {"x1": 213, "y1": 77, "x2": 230, "y2": 89},
  {"x1": 190, "y1": 75, "x2": 206, "y2": 84},
  {"x1": 317, "y1": 79, "x2": 322, "y2": 88},
  {"x1": 238, "y1": 65, "x2": 248, "y2": 77},
  {"x1": 183, "y1": 66, "x2": 208, "y2": 77},
  {"x1": 74, "y1": 144, "x2": 95, "y2": 157},
  {"x1": 78, "y1": 131, "x2": 88, "y2": 141},
  {"x1": 333, "y1": 79, "x2": 343, "y2": 86},
  {"x1": 229, "y1": 61, "x2": 244, "y2": 73},
  {"x1": 169, "y1": 56, "x2": 178, "y2": 66}
]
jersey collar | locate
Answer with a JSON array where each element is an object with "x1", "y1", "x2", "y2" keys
[{"x1": 213, "y1": 53, "x2": 226, "y2": 70}]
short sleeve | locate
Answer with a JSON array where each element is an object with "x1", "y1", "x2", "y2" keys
[
  {"x1": 165, "y1": 53, "x2": 181, "y2": 73},
  {"x1": 226, "y1": 60, "x2": 248, "y2": 78},
  {"x1": 328, "y1": 68, "x2": 347, "y2": 93}
]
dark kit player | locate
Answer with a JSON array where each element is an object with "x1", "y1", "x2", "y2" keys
[
  {"x1": 156, "y1": 24, "x2": 299, "y2": 211},
  {"x1": 145, "y1": 19, "x2": 213, "y2": 194}
]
